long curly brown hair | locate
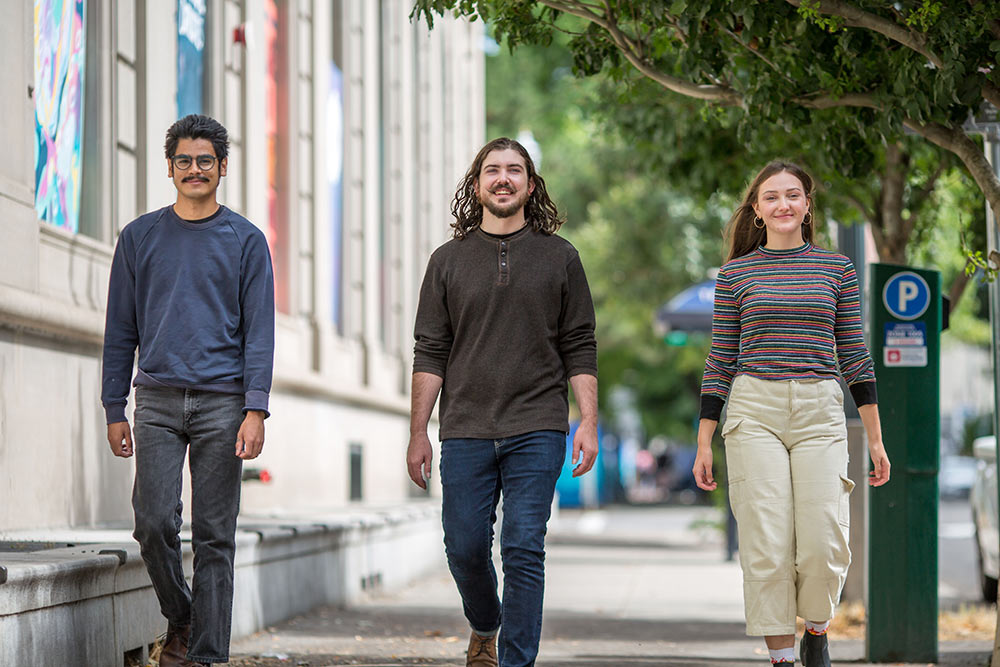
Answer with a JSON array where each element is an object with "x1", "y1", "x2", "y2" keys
[
  {"x1": 724, "y1": 160, "x2": 817, "y2": 262},
  {"x1": 450, "y1": 137, "x2": 563, "y2": 239}
]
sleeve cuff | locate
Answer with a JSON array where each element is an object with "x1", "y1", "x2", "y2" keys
[
  {"x1": 104, "y1": 403, "x2": 128, "y2": 425},
  {"x1": 244, "y1": 390, "x2": 270, "y2": 418},
  {"x1": 411, "y1": 363, "x2": 446, "y2": 378},
  {"x1": 849, "y1": 381, "x2": 878, "y2": 407},
  {"x1": 699, "y1": 395, "x2": 725, "y2": 421}
]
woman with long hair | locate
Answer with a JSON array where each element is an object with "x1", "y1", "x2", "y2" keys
[{"x1": 693, "y1": 161, "x2": 891, "y2": 667}]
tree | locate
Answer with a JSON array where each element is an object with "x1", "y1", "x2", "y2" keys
[
  {"x1": 479, "y1": 16, "x2": 991, "y2": 440},
  {"x1": 414, "y1": 0, "x2": 1000, "y2": 240}
]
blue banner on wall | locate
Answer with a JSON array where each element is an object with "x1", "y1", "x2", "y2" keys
[
  {"x1": 329, "y1": 63, "x2": 344, "y2": 329},
  {"x1": 177, "y1": 0, "x2": 205, "y2": 117}
]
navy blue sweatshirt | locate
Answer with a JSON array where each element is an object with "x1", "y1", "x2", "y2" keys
[{"x1": 101, "y1": 205, "x2": 275, "y2": 424}]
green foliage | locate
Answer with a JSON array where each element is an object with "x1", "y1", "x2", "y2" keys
[
  {"x1": 413, "y1": 1, "x2": 1000, "y2": 184},
  {"x1": 449, "y1": 1, "x2": 998, "y2": 437},
  {"x1": 909, "y1": 169, "x2": 991, "y2": 345},
  {"x1": 962, "y1": 236, "x2": 1000, "y2": 284}
]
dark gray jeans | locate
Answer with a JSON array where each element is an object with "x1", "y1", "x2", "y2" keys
[{"x1": 132, "y1": 385, "x2": 244, "y2": 663}]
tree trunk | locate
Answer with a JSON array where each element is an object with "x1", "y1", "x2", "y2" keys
[{"x1": 876, "y1": 143, "x2": 909, "y2": 264}]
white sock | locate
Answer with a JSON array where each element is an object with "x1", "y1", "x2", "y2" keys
[
  {"x1": 805, "y1": 620, "x2": 830, "y2": 635},
  {"x1": 769, "y1": 647, "x2": 795, "y2": 663}
]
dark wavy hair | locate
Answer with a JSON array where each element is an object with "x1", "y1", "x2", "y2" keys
[
  {"x1": 164, "y1": 114, "x2": 230, "y2": 161},
  {"x1": 724, "y1": 160, "x2": 816, "y2": 262},
  {"x1": 450, "y1": 137, "x2": 563, "y2": 239}
]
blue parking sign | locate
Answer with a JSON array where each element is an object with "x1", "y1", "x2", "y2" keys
[{"x1": 882, "y1": 271, "x2": 930, "y2": 320}]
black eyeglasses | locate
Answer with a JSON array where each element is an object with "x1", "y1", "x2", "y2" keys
[{"x1": 171, "y1": 154, "x2": 218, "y2": 171}]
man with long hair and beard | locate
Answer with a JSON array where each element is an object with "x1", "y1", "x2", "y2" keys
[{"x1": 407, "y1": 137, "x2": 599, "y2": 667}]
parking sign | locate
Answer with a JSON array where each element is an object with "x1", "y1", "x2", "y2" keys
[{"x1": 882, "y1": 271, "x2": 930, "y2": 320}]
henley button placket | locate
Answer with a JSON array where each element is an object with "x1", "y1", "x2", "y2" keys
[{"x1": 498, "y1": 240, "x2": 510, "y2": 285}]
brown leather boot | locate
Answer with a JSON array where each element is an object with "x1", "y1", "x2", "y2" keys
[
  {"x1": 466, "y1": 631, "x2": 498, "y2": 667},
  {"x1": 157, "y1": 624, "x2": 192, "y2": 667}
]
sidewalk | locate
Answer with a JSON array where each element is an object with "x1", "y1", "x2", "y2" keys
[{"x1": 228, "y1": 505, "x2": 992, "y2": 666}]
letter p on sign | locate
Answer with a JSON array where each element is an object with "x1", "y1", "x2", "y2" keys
[{"x1": 898, "y1": 281, "x2": 919, "y2": 312}]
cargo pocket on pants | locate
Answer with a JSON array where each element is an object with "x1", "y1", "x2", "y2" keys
[
  {"x1": 721, "y1": 418, "x2": 745, "y2": 485},
  {"x1": 838, "y1": 474, "x2": 855, "y2": 527}
]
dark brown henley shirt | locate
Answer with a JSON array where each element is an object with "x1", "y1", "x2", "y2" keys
[{"x1": 413, "y1": 225, "x2": 598, "y2": 440}]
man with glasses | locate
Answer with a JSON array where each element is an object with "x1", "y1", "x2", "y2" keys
[{"x1": 102, "y1": 114, "x2": 274, "y2": 666}]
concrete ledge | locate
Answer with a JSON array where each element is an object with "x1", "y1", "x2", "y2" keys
[{"x1": 0, "y1": 503, "x2": 443, "y2": 666}]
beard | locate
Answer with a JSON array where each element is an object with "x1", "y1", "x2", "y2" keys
[{"x1": 481, "y1": 188, "x2": 530, "y2": 219}]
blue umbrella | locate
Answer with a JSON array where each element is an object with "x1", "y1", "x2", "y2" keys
[{"x1": 654, "y1": 279, "x2": 716, "y2": 333}]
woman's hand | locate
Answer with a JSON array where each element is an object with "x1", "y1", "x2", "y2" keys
[
  {"x1": 693, "y1": 418, "x2": 719, "y2": 491},
  {"x1": 868, "y1": 440, "x2": 890, "y2": 487},
  {"x1": 693, "y1": 446, "x2": 717, "y2": 491}
]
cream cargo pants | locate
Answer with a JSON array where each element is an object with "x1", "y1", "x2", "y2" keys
[{"x1": 723, "y1": 374, "x2": 855, "y2": 636}]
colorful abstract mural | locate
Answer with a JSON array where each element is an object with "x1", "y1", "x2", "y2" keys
[
  {"x1": 177, "y1": 0, "x2": 206, "y2": 117},
  {"x1": 265, "y1": 0, "x2": 289, "y2": 313},
  {"x1": 34, "y1": 0, "x2": 87, "y2": 233}
]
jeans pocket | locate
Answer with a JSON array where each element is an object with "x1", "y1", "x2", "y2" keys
[{"x1": 838, "y1": 474, "x2": 856, "y2": 527}]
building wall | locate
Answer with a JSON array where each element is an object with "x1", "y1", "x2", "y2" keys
[{"x1": 0, "y1": 0, "x2": 484, "y2": 531}]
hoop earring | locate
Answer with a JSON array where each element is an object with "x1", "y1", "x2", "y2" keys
[
  {"x1": 753, "y1": 216, "x2": 765, "y2": 229},
  {"x1": 803, "y1": 211, "x2": 812, "y2": 225}
]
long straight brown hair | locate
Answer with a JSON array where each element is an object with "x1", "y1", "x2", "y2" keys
[{"x1": 724, "y1": 161, "x2": 816, "y2": 262}]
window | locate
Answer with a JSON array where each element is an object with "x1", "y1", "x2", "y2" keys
[
  {"x1": 349, "y1": 443, "x2": 363, "y2": 501},
  {"x1": 33, "y1": 0, "x2": 87, "y2": 234}
]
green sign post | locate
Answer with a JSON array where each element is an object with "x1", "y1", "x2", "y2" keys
[{"x1": 866, "y1": 264, "x2": 941, "y2": 663}]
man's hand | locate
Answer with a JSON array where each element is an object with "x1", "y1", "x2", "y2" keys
[
  {"x1": 235, "y1": 411, "x2": 266, "y2": 460},
  {"x1": 107, "y1": 421, "x2": 133, "y2": 458},
  {"x1": 571, "y1": 419, "x2": 598, "y2": 478},
  {"x1": 407, "y1": 433, "x2": 434, "y2": 490}
]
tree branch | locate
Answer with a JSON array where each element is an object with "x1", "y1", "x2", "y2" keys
[
  {"x1": 539, "y1": 0, "x2": 743, "y2": 104},
  {"x1": 785, "y1": 0, "x2": 942, "y2": 67},
  {"x1": 908, "y1": 161, "x2": 948, "y2": 215},
  {"x1": 791, "y1": 92, "x2": 881, "y2": 109},
  {"x1": 787, "y1": 0, "x2": 1000, "y2": 115},
  {"x1": 990, "y1": 20, "x2": 1000, "y2": 41},
  {"x1": 904, "y1": 119, "x2": 1000, "y2": 224},
  {"x1": 716, "y1": 20, "x2": 797, "y2": 86},
  {"x1": 540, "y1": 0, "x2": 602, "y2": 21}
]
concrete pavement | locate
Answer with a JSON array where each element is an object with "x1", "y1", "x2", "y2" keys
[{"x1": 228, "y1": 505, "x2": 992, "y2": 666}]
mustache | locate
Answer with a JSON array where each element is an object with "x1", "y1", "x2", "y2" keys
[{"x1": 182, "y1": 176, "x2": 209, "y2": 183}]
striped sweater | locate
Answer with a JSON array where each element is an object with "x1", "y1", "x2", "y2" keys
[{"x1": 699, "y1": 243, "x2": 877, "y2": 421}]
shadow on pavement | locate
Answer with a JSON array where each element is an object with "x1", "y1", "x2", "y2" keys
[{"x1": 543, "y1": 614, "x2": 748, "y2": 643}]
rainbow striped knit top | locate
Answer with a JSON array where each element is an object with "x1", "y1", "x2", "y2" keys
[{"x1": 700, "y1": 243, "x2": 877, "y2": 421}]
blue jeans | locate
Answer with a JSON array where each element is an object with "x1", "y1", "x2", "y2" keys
[
  {"x1": 440, "y1": 430, "x2": 566, "y2": 667},
  {"x1": 132, "y1": 385, "x2": 245, "y2": 663}
]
